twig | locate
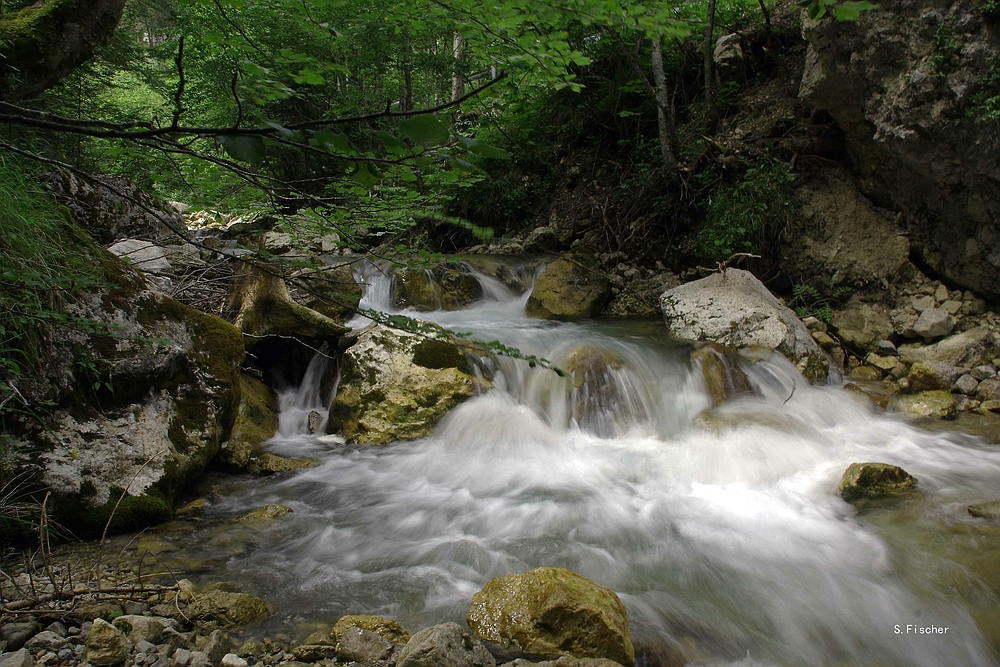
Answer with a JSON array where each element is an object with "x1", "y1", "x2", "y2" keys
[{"x1": 0, "y1": 584, "x2": 179, "y2": 613}]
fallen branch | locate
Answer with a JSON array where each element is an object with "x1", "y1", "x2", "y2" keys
[{"x1": 0, "y1": 584, "x2": 179, "y2": 613}]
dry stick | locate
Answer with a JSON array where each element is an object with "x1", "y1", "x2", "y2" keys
[
  {"x1": 0, "y1": 584, "x2": 179, "y2": 613},
  {"x1": 100, "y1": 450, "x2": 166, "y2": 546}
]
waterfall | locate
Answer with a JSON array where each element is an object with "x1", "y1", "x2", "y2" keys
[{"x1": 266, "y1": 344, "x2": 338, "y2": 456}]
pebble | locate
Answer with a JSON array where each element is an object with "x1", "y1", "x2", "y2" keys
[
  {"x1": 135, "y1": 641, "x2": 157, "y2": 655},
  {"x1": 221, "y1": 654, "x2": 249, "y2": 667},
  {"x1": 953, "y1": 374, "x2": 979, "y2": 395},
  {"x1": 189, "y1": 650, "x2": 210, "y2": 667}
]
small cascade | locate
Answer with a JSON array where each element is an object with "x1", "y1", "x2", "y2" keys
[{"x1": 271, "y1": 344, "x2": 337, "y2": 445}]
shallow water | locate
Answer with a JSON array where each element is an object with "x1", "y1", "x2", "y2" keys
[{"x1": 141, "y1": 260, "x2": 1000, "y2": 666}]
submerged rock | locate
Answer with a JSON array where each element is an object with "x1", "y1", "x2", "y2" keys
[
  {"x1": 467, "y1": 567, "x2": 635, "y2": 667},
  {"x1": 526, "y1": 251, "x2": 611, "y2": 320},
  {"x1": 334, "y1": 627, "x2": 396, "y2": 663},
  {"x1": 397, "y1": 623, "x2": 495, "y2": 667},
  {"x1": 692, "y1": 344, "x2": 755, "y2": 407},
  {"x1": 892, "y1": 390, "x2": 957, "y2": 420},
  {"x1": 839, "y1": 463, "x2": 917, "y2": 502},
  {"x1": 329, "y1": 325, "x2": 483, "y2": 444},
  {"x1": 968, "y1": 501, "x2": 1000, "y2": 521},
  {"x1": 249, "y1": 453, "x2": 318, "y2": 475},
  {"x1": 234, "y1": 504, "x2": 292, "y2": 523},
  {"x1": 660, "y1": 269, "x2": 828, "y2": 382}
]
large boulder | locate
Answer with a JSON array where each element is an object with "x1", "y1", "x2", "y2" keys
[
  {"x1": 892, "y1": 390, "x2": 957, "y2": 420},
  {"x1": 467, "y1": 567, "x2": 635, "y2": 667},
  {"x1": 12, "y1": 230, "x2": 244, "y2": 536},
  {"x1": 839, "y1": 462, "x2": 917, "y2": 501},
  {"x1": 799, "y1": 1, "x2": 1000, "y2": 299},
  {"x1": 187, "y1": 589, "x2": 269, "y2": 631},
  {"x1": 397, "y1": 623, "x2": 495, "y2": 667},
  {"x1": 329, "y1": 326, "x2": 484, "y2": 444},
  {"x1": 659, "y1": 269, "x2": 828, "y2": 381},
  {"x1": 217, "y1": 375, "x2": 278, "y2": 470},
  {"x1": 526, "y1": 252, "x2": 610, "y2": 320},
  {"x1": 84, "y1": 619, "x2": 128, "y2": 666}
]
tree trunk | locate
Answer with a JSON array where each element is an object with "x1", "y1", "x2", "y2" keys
[
  {"x1": 0, "y1": 0, "x2": 128, "y2": 101},
  {"x1": 650, "y1": 37, "x2": 680, "y2": 174},
  {"x1": 451, "y1": 32, "x2": 465, "y2": 101},
  {"x1": 402, "y1": 39, "x2": 414, "y2": 112},
  {"x1": 703, "y1": 0, "x2": 718, "y2": 125}
]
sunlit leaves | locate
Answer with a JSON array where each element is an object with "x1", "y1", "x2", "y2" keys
[{"x1": 398, "y1": 114, "x2": 450, "y2": 148}]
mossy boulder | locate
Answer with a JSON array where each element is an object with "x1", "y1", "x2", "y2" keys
[
  {"x1": 188, "y1": 589, "x2": 269, "y2": 631},
  {"x1": 288, "y1": 263, "x2": 363, "y2": 324},
  {"x1": 660, "y1": 269, "x2": 828, "y2": 382},
  {"x1": 526, "y1": 251, "x2": 611, "y2": 320},
  {"x1": 394, "y1": 263, "x2": 483, "y2": 311},
  {"x1": 218, "y1": 375, "x2": 278, "y2": 469},
  {"x1": 329, "y1": 325, "x2": 483, "y2": 444},
  {"x1": 467, "y1": 567, "x2": 635, "y2": 667},
  {"x1": 839, "y1": 462, "x2": 917, "y2": 502},
  {"x1": 234, "y1": 504, "x2": 292, "y2": 523},
  {"x1": 397, "y1": 623, "x2": 495, "y2": 667},
  {"x1": 83, "y1": 618, "x2": 128, "y2": 666},
  {"x1": 892, "y1": 390, "x2": 957, "y2": 420},
  {"x1": 692, "y1": 344, "x2": 755, "y2": 407},
  {"x1": 331, "y1": 615, "x2": 411, "y2": 647},
  {"x1": 249, "y1": 453, "x2": 318, "y2": 475},
  {"x1": 563, "y1": 346, "x2": 642, "y2": 436},
  {"x1": 907, "y1": 361, "x2": 963, "y2": 394}
]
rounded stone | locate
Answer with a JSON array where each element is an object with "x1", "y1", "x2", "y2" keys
[{"x1": 839, "y1": 462, "x2": 917, "y2": 502}]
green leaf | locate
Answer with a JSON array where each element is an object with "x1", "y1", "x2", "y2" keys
[
  {"x1": 293, "y1": 67, "x2": 325, "y2": 85},
  {"x1": 218, "y1": 134, "x2": 266, "y2": 165},
  {"x1": 352, "y1": 161, "x2": 383, "y2": 188},
  {"x1": 265, "y1": 121, "x2": 294, "y2": 138},
  {"x1": 451, "y1": 157, "x2": 487, "y2": 176},
  {"x1": 398, "y1": 114, "x2": 450, "y2": 147},
  {"x1": 375, "y1": 130, "x2": 412, "y2": 155},
  {"x1": 457, "y1": 135, "x2": 509, "y2": 159},
  {"x1": 831, "y1": 1, "x2": 878, "y2": 21},
  {"x1": 314, "y1": 129, "x2": 353, "y2": 153}
]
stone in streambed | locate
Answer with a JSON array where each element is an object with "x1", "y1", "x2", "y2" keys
[
  {"x1": 187, "y1": 590, "x2": 268, "y2": 631},
  {"x1": 692, "y1": 344, "x2": 755, "y2": 407},
  {"x1": 467, "y1": 567, "x2": 635, "y2": 667},
  {"x1": 892, "y1": 390, "x2": 957, "y2": 420},
  {"x1": 331, "y1": 615, "x2": 411, "y2": 647},
  {"x1": 234, "y1": 504, "x2": 292, "y2": 523},
  {"x1": 83, "y1": 619, "x2": 128, "y2": 666},
  {"x1": 913, "y1": 308, "x2": 955, "y2": 341},
  {"x1": 907, "y1": 361, "x2": 963, "y2": 393},
  {"x1": 0, "y1": 624, "x2": 40, "y2": 652},
  {"x1": 0, "y1": 649, "x2": 32, "y2": 667},
  {"x1": 839, "y1": 462, "x2": 917, "y2": 502},
  {"x1": 526, "y1": 251, "x2": 610, "y2": 320},
  {"x1": 111, "y1": 616, "x2": 172, "y2": 644},
  {"x1": 335, "y1": 627, "x2": 396, "y2": 662},
  {"x1": 968, "y1": 501, "x2": 1000, "y2": 520},
  {"x1": 249, "y1": 453, "x2": 317, "y2": 475},
  {"x1": 397, "y1": 623, "x2": 494, "y2": 667}
]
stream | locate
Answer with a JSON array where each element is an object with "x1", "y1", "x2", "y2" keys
[{"x1": 119, "y1": 259, "x2": 1000, "y2": 666}]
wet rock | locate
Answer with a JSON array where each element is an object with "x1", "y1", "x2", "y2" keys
[
  {"x1": 221, "y1": 654, "x2": 248, "y2": 667},
  {"x1": 307, "y1": 411, "x2": 323, "y2": 433},
  {"x1": 604, "y1": 274, "x2": 682, "y2": 318},
  {"x1": 907, "y1": 361, "x2": 963, "y2": 393},
  {"x1": 329, "y1": 325, "x2": 482, "y2": 444},
  {"x1": 84, "y1": 619, "x2": 128, "y2": 666},
  {"x1": 0, "y1": 625, "x2": 39, "y2": 652},
  {"x1": 235, "y1": 642, "x2": 260, "y2": 658},
  {"x1": 467, "y1": 567, "x2": 634, "y2": 666},
  {"x1": 523, "y1": 227, "x2": 560, "y2": 253},
  {"x1": 913, "y1": 309, "x2": 955, "y2": 341},
  {"x1": 0, "y1": 648, "x2": 33, "y2": 667},
  {"x1": 188, "y1": 590, "x2": 268, "y2": 631},
  {"x1": 660, "y1": 269, "x2": 827, "y2": 382},
  {"x1": 693, "y1": 344, "x2": 755, "y2": 407},
  {"x1": 953, "y1": 375, "x2": 980, "y2": 396},
  {"x1": 976, "y1": 379, "x2": 1000, "y2": 402},
  {"x1": 968, "y1": 501, "x2": 1000, "y2": 520},
  {"x1": 501, "y1": 659, "x2": 624, "y2": 667},
  {"x1": 526, "y1": 251, "x2": 610, "y2": 320},
  {"x1": 839, "y1": 463, "x2": 917, "y2": 501},
  {"x1": 395, "y1": 263, "x2": 483, "y2": 311},
  {"x1": 219, "y1": 375, "x2": 278, "y2": 470},
  {"x1": 892, "y1": 390, "x2": 957, "y2": 420},
  {"x1": 898, "y1": 327, "x2": 1000, "y2": 369},
  {"x1": 972, "y1": 365, "x2": 998, "y2": 381},
  {"x1": 876, "y1": 340, "x2": 898, "y2": 356},
  {"x1": 865, "y1": 353, "x2": 904, "y2": 377},
  {"x1": 397, "y1": 623, "x2": 495, "y2": 667},
  {"x1": 203, "y1": 630, "x2": 229, "y2": 664},
  {"x1": 292, "y1": 644, "x2": 338, "y2": 662},
  {"x1": 249, "y1": 453, "x2": 318, "y2": 475},
  {"x1": 235, "y1": 504, "x2": 293, "y2": 523},
  {"x1": 111, "y1": 617, "x2": 169, "y2": 644},
  {"x1": 829, "y1": 300, "x2": 893, "y2": 351},
  {"x1": 335, "y1": 627, "x2": 395, "y2": 662},
  {"x1": 331, "y1": 615, "x2": 411, "y2": 648}
]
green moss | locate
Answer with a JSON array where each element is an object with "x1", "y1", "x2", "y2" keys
[
  {"x1": 58, "y1": 486, "x2": 172, "y2": 537},
  {"x1": 411, "y1": 339, "x2": 471, "y2": 374}
]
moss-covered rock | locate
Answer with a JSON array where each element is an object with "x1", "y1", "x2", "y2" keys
[
  {"x1": 234, "y1": 504, "x2": 293, "y2": 523},
  {"x1": 838, "y1": 462, "x2": 917, "y2": 502},
  {"x1": 218, "y1": 375, "x2": 278, "y2": 470},
  {"x1": 394, "y1": 263, "x2": 483, "y2": 311},
  {"x1": 692, "y1": 344, "x2": 755, "y2": 407},
  {"x1": 331, "y1": 615, "x2": 411, "y2": 648},
  {"x1": 83, "y1": 618, "x2": 128, "y2": 666},
  {"x1": 467, "y1": 567, "x2": 635, "y2": 667},
  {"x1": 188, "y1": 589, "x2": 269, "y2": 631},
  {"x1": 892, "y1": 390, "x2": 957, "y2": 420},
  {"x1": 329, "y1": 325, "x2": 483, "y2": 444},
  {"x1": 249, "y1": 453, "x2": 318, "y2": 475},
  {"x1": 526, "y1": 251, "x2": 610, "y2": 320}
]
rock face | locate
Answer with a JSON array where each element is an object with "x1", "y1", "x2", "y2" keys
[
  {"x1": 526, "y1": 252, "x2": 611, "y2": 320},
  {"x1": 397, "y1": 623, "x2": 495, "y2": 667},
  {"x1": 799, "y1": 1, "x2": 1000, "y2": 299},
  {"x1": 692, "y1": 344, "x2": 755, "y2": 407},
  {"x1": 394, "y1": 263, "x2": 484, "y2": 311},
  {"x1": 467, "y1": 567, "x2": 635, "y2": 667},
  {"x1": 829, "y1": 299, "x2": 894, "y2": 352},
  {"x1": 287, "y1": 263, "x2": 363, "y2": 324},
  {"x1": 660, "y1": 269, "x2": 828, "y2": 381},
  {"x1": 839, "y1": 462, "x2": 917, "y2": 501},
  {"x1": 12, "y1": 232, "x2": 244, "y2": 536},
  {"x1": 329, "y1": 326, "x2": 482, "y2": 444},
  {"x1": 217, "y1": 375, "x2": 278, "y2": 470}
]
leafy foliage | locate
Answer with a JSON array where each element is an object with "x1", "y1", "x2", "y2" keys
[{"x1": 791, "y1": 282, "x2": 852, "y2": 322}]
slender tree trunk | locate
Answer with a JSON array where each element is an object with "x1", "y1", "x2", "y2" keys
[
  {"x1": 758, "y1": 0, "x2": 772, "y2": 40},
  {"x1": 402, "y1": 39, "x2": 413, "y2": 112},
  {"x1": 451, "y1": 32, "x2": 465, "y2": 101},
  {"x1": 650, "y1": 37, "x2": 680, "y2": 174},
  {"x1": 703, "y1": 0, "x2": 718, "y2": 125}
]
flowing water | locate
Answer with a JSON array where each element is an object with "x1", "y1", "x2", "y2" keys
[{"x1": 190, "y1": 259, "x2": 1000, "y2": 666}]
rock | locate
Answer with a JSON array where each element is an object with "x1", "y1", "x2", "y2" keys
[
  {"x1": 911, "y1": 296, "x2": 935, "y2": 312},
  {"x1": 953, "y1": 375, "x2": 980, "y2": 395},
  {"x1": 397, "y1": 623, "x2": 495, "y2": 667},
  {"x1": 84, "y1": 619, "x2": 128, "y2": 666},
  {"x1": 660, "y1": 269, "x2": 828, "y2": 382},
  {"x1": 968, "y1": 501, "x2": 1000, "y2": 520},
  {"x1": 262, "y1": 232, "x2": 293, "y2": 254},
  {"x1": 898, "y1": 327, "x2": 1000, "y2": 369},
  {"x1": 225, "y1": 263, "x2": 348, "y2": 346},
  {"x1": 44, "y1": 623, "x2": 67, "y2": 638},
  {"x1": 830, "y1": 300, "x2": 895, "y2": 352},
  {"x1": 526, "y1": 252, "x2": 610, "y2": 320},
  {"x1": 467, "y1": 567, "x2": 634, "y2": 666},
  {"x1": 891, "y1": 308, "x2": 920, "y2": 339},
  {"x1": 24, "y1": 632, "x2": 66, "y2": 652},
  {"x1": 972, "y1": 365, "x2": 998, "y2": 381},
  {"x1": 913, "y1": 309, "x2": 955, "y2": 341},
  {"x1": 203, "y1": 632, "x2": 230, "y2": 666},
  {"x1": 907, "y1": 361, "x2": 963, "y2": 393},
  {"x1": 331, "y1": 615, "x2": 411, "y2": 648},
  {"x1": 335, "y1": 627, "x2": 395, "y2": 663},
  {"x1": 173, "y1": 648, "x2": 192, "y2": 667},
  {"x1": 713, "y1": 33, "x2": 745, "y2": 82},
  {"x1": 892, "y1": 390, "x2": 957, "y2": 420},
  {"x1": 693, "y1": 344, "x2": 755, "y2": 407},
  {"x1": 188, "y1": 590, "x2": 268, "y2": 631},
  {"x1": 941, "y1": 300, "x2": 963, "y2": 316},
  {"x1": 394, "y1": 263, "x2": 483, "y2": 311},
  {"x1": 0, "y1": 624, "x2": 40, "y2": 652},
  {"x1": 933, "y1": 284, "x2": 950, "y2": 303},
  {"x1": 329, "y1": 325, "x2": 483, "y2": 444},
  {"x1": 799, "y1": 2, "x2": 1000, "y2": 300},
  {"x1": 287, "y1": 264, "x2": 362, "y2": 325},
  {"x1": 108, "y1": 240, "x2": 173, "y2": 275},
  {"x1": 865, "y1": 353, "x2": 904, "y2": 376},
  {"x1": 500, "y1": 659, "x2": 624, "y2": 667},
  {"x1": 218, "y1": 375, "x2": 278, "y2": 470},
  {"x1": 234, "y1": 504, "x2": 292, "y2": 523},
  {"x1": 604, "y1": 274, "x2": 683, "y2": 318},
  {"x1": 812, "y1": 331, "x2": 838, "y2": 349},
  {"x1": 249, "y1": 453, "x2": 318, "y2": 475},
  {"x1": 235, "y1": 642, "x2": 260, "y2": 658},
  {"x1": 523, "y1": 227, "x2": 561, "y2": 253},
  {"x1": 189, "y1": 651, "x2": 210, "y2": 667},
  {"x1": 876, "y1": 340, "x2": 897, "y2": 356},
  {"x1": 307, "y1": 410, "x2": 323, "y2": 433},
  {"x1": 111, "y1": 616, "x2": 165, "y2": 644},
  {"x1": 839, "y1": 462, "x2": 917, "y2": 501},
  {"x1": 220, "y1": 655, "x2": 247, "y2": 667},
  {"x1": 0, "y1": 649, "x2": 32, "y2": 667},
  {"x1": 976, "y1": 379, "x2": 1000, "y2": 402},
  {"x1": 74, "y1": 602, "x2": 124, "y2": 621}
]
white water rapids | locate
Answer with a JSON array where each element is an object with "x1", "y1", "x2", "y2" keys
[{"x1": 212, "y1": 259, "x2": 1000, "y2": 667}]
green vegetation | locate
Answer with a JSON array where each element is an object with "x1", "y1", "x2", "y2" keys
[{"x1": 791, "y1": 282, "x2": 852, "y2": 322}]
